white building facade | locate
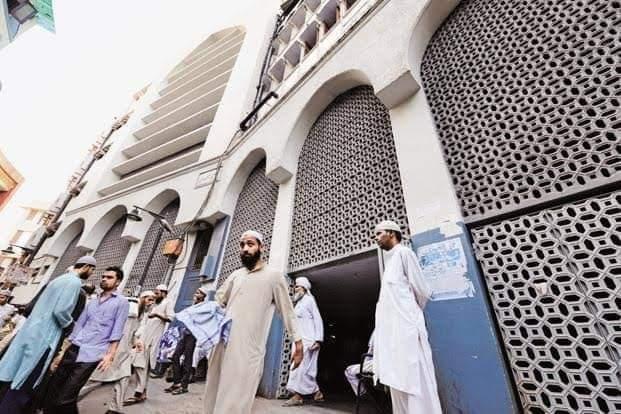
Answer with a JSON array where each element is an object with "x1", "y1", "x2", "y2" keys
[{"x1": 31, "y1": 0, "x2": 620, "y2": 412}]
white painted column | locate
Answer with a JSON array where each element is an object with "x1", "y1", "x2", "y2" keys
[{"x1": 267, "y1": 175, "x2": 297, "y2": 274}]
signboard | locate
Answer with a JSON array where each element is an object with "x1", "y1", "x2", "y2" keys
[
  {"x1": 32, "y1": 0, "x2": 55, "y2": 32},
  {"x1": 3, "y1": 264, "x2": 36, "y2": 285},
  {"x1": 417, "y1": 238, "x2": 475, "y2": 301}
]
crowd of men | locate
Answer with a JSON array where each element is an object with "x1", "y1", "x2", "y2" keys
[{"x1": 0, "y1": 219, "x2": 442, "y2": 414}]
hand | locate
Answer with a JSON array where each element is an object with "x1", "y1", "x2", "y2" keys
[
  {"x1": 291, "y1": 340, "x2": 303, "y2": 370},
  {"x1": 50, "y1": 355, "x2": 62, "y2": 372},
  {"x1": 310, "y1": 341, "x2": 321, "y2": 351},
  {"x1": 134, "y1": 340, "x2": 144, "y2": 353},
  {"x1": 97, "y1": 353, "x2": 114, "y2": 371}
]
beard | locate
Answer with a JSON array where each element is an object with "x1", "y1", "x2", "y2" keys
[{"x1": 240, "y1": 250, "x2": 261, "y2": 270}]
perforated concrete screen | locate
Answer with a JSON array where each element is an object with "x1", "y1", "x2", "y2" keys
[
  {"x1": 218, "y1": 160, "x2": 278, "y2": 285},
  {"x1": 472, "y1": 191, "x2": 620, "y2": 413},
  {"x1": 90, "y1": 216, "x2": 131, "y2": 284},
  {"x1": 421, "y1": 0, "x2": 620, "y2": 223},
  {"x1": 125, "y1": 199, "x2": 182, "y2": 292},
  {"x1": 50, "y1": 230, "x2": 87, "y2": 279},
  {"x1": 288, "y1": 86, "x2": 409, "y2": 271}
]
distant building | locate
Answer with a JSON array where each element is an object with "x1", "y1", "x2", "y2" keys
[
  {"x1": 0, "y1": 0, "x2": 54, "y2": 50},
  {"x1": 0, "y1": 149, "x2": 23, "y2": 213}
]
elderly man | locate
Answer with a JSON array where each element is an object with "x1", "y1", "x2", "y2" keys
[
  {"x1": 124, "y1": 284, "x2": 173, "y2": 405},
  {"x1": 165, "y1": 286, "x2": 208, "y2": 395},
  {"x1": 344, "y1": 331, "x2": 374, "y2": 396},
  {"x1": 284, "y1": 277, "x2": 324, "y2": 406},
  {"x1": 0, "y1": 255, "x2": 96, "y2": 414},
  {"x1": 204, "y1": 230, "x2": 303, "y2": 414},
  {"x1": 44, "y1": 266, "x2": 129, "y2": 414},
  {"x1": 373, "y1": 220, "x2": 441, "y2": 414}
]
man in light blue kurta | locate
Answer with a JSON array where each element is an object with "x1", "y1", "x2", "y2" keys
[{"x1": 0, "y1": 256, "x2": 96, "y2": 413}]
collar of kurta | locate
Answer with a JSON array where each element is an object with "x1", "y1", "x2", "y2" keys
[
  {"x1": 246, "y1": 260, "x2": 266, "y2": 274},
  {"x1": 97, "y1": 290, "x2": 119, "y2": 302}
]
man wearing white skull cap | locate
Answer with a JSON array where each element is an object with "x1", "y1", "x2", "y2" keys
[
  {"x1": 283, "y1": 277, "x2": 324, "y2": 406},
  {"x1": 373, "y1": 220, "x2": 441, "y2": 414},
  {"x1": 203, "y1": 230, "x2": 302, "y2": 414}
]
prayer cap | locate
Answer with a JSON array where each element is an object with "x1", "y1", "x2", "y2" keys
[
  {"x1": 155, "y1": 284, "x2": 169, "y2": 292},
  {"x1": 241, "y1": 230, "x2": 264, "y2": 245},
  {"x1": 375, "y1": 220, "x2": 402, "y2": 233},
  {"x1": 295, "y1": 276, "x2": 312, "y2": 292},
  {"x1": 75, "y1": 255, "x2": 97, "y2": 267},
  {"x1": 140, "y1": 290, "x2": 155, "y2": 298},
  {"x1": 198, "y1": 286, "x2": 209, "y2": 296}
]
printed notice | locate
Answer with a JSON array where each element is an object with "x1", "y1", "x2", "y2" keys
[{"x1": 416, "y1": 238, "x2": 475, "y2": 301}]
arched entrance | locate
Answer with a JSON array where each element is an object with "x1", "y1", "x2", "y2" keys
[
  {"x1": 89, "y1": 216, "x2": 132, "y2": 284},
  {"x1": 284, "y1": 85, "x2": 410, "y2": 397},
  {"x1": 50, "y1": 223, "x2": 87, "y2": 279}
]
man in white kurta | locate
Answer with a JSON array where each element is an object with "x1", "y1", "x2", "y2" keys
[
  {"x1": 284, "y1": 276, "x2": 324, "y2": 406},
  {"x1": 204, "y1": 230, "x2": 303, "y2": 414},
  {"x1": 373, "y1": 220, "x2": 442, "y2": 414}
]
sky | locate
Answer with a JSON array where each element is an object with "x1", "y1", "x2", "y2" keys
[{"x1": 0, "y1": 0, "x2": 255, "y2": 245}]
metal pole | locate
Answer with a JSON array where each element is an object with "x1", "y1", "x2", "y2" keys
[{"x1": 134, "y1": 226, "x2": 164, "y2": 296}]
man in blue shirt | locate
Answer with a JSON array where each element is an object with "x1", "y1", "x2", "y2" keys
[{"x1": 44, "y1": 266, "x2": 129, "y2": 414}]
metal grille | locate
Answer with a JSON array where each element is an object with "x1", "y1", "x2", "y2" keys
[
  {"x1": 288, "y1": 86, "x2": 410, "y2": 271},
  {"x1": 471, "y1": 191, "x2": 621, "y2": 413},
  {"x1": 218, "y1": 160, "x2": 279, "y2": 285},
  {"x1": 125, "y1": 199, "x2": 182, "y2": 292},
  {"x1": 191, "y1": 229, "x2": 213, "y2": 271},
  {"x1": 89, "y1": 216, "x2": 132, "y2": 284},
  {"x1": 421, "y1": 0, "x2": 621, "y2": 223},
  {"x1": 50, "y1": 230, "x2": 87, "y2": 279}
]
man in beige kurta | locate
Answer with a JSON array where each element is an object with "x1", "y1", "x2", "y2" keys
[{"x1": 204, "y1": 230, "x2": 303, "y2": 414}]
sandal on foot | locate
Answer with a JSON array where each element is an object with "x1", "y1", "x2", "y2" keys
[
  {"x1": 313, "y1": 391, "x2": 325, "y2": 402},
  {"x1": 123, "y1": 394, "x2": 146, "y2": 406},
  {"x1": 164, "y1": 384, "x2": 181, "y2": 393},
  {"x1": 172, "y1": 387, "x2": 189, "y2": 395},
  {"x1": 283, "y1": 397, "x2": 304, "y2": 407}
]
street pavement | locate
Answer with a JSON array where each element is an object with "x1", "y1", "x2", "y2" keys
[{"x1": 77, "y1": 376, "x2": 373, "y2": 413}]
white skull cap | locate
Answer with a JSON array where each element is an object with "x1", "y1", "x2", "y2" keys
[
  {"x1": 140, "y1": 290, "x2": 155, "y2": 298},
  {"x1": 241, "y1": 230, "x2": 264, "y2": 244},
  {"x1": 295, "y1": 276, "x2": 311, "y2": 291},
  {"x1": 155, "y1": 284, "x2": 168, "y2": 292},
  {"x1": 375, "y1": 220, "x2": 402, "y2": 233},
  {"x1": 75, "y1": 255, "x2": 97, "y2": 267}
]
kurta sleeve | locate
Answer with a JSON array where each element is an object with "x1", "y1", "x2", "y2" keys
[
  {"x1": 54, "y1": 281, "x2": 81, "y2": 329},
  {"x1": 215, "y1": 273, "x2": 236, "y2": 307},
  {"x1": 109, "y1": 299, "x2": 130, "y2": 342},
  {"x1": 402, "y1": 248, "x2": 432, "y2": 309},
  {"x1": 272, "y1": 275, "x2": 301, "y2": 342},
  {"x1": 164, "y1": 298, "x2": 175, "y2": 320},
  {"x1": 310, "y1": 298, "x2": 324, "y2": 342}
]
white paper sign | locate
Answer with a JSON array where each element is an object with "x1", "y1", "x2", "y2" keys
[{"x1": 417, "y1": 238, "x2": 475, "y2": 301}]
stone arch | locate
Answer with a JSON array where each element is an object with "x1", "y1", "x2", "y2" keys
[
  {"x1": 79, "y1": 205, "x2": 128, "y2": 251},
  {"x1": 288, "y1": 85, "x2": 410, "y2": 271},
  {"x1": 217, "y1": 158, "x2": 279, "y2": 285},
  {"x1": 89, "y1": 215, "x2": 132, "y2": 284},
  {"x1": 271, "y1": 69, "x2": 372, "y2": 181},
  {"x1": 49, "y1": 219, "x2": 87, "y2": 279},
  {"x1": 218, "y1": 147, "x2": 268, "y2": 218}
]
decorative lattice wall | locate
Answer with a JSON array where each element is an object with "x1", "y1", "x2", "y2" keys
[
  {"x1": 50, "y1": 230, "x2": 87, "y2": 279},
  {"x1": 218, "y1": 160, "x2": 279, "y2": 285},
  {"x1": 421, "y1": 0, "x2": 620, "y2": 224},
  {"x1": 471, "y1": 191, "x2": 620, "y2": 413},
  {"x1": 90, "y1": 216, "x2": 132, "y2": 285},
  {"x1": 288, "y1": 85, "x2": 410, "y2": 272},
  {"x1": 125, "y1": 199, "x2": 182, "y2": 292}
]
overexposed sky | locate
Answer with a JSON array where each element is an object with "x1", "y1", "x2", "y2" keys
[{"x1": 0, "y1": 0, "x2": 256, "y2": 245}]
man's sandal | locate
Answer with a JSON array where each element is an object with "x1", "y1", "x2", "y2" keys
[
  {"x1": 282, "y1": 397, "x2": 304, "y2": 407},
  {"x1": 164, "y1": 384, "x2": 181, "y2": 393},
  {"x1": 123, "y1": 393, "x2": 147, "y2": 406},
  {"x1": 172, "y1": 387, "x2": 189, "y2": 395}
]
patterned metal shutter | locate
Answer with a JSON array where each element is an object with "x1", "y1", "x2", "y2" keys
[
  {"x1": 89, "y1": 216, "x2": 132, "y2": 284},
  {"x1": 50, "y1": 230, "x2": 87, "y2": 279},
  {"x1": 421, "y1": 0, "x2": 620, "y2": 224},
  {"x1": 125, "y1": 199, "x2": 182, "y2": 292},
  {"x1": 288, "y1": 85, "x2": 410, "y2": 272},
  {"x1": 218, "y1": 160, "x2": 279, "y2": 285},
  {"x1": 421, "y1": 0, "x2": 621, "y2": 412},
  {"x1": 471, "y1": 191, "x2": 620, "y2": 413}
]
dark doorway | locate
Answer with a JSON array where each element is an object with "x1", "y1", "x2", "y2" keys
[{"x1": 293, "y1": 251, "x2": 379, "y2": 396}]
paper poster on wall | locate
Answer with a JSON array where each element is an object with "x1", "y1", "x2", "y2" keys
[{"x1": 416, "y1": 238, "x2": 475, "y2": 301}]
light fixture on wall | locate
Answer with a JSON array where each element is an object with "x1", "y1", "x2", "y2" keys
[{"x1": 126, "y1": 205, "x2": 173, "y2": 232}]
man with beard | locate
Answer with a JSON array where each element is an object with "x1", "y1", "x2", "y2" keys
[
  {"x1": 0, "y1": 256, "x2": 96, "y2": 414},
  {"x1": 284, "y1": 277, "x2": 324, "y2": 406},
  {"x1": 373, "y1": 220, "x2": 441, "y2": 414},
  {"x1": 123, "y1": 284, "x2": 173, "y2": 405},
  {"x1": 204, "y1": 230, "x2": 303, "y2": 414},
  {"x1": 44, "y1": 266, "x2": 129, "y2": 414}
]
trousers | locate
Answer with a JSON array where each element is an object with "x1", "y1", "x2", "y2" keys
[{"x1": 171, "y1": 332, "x2": 197, "y2": 388}]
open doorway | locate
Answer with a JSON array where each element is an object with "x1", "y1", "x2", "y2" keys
[{"x1": 293, "y1": 250, "x2": 380, "y2": 397}]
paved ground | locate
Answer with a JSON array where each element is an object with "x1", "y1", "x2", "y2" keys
[{"x1": 77, "y1": 377, "x2": 374, "y2": 413}]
